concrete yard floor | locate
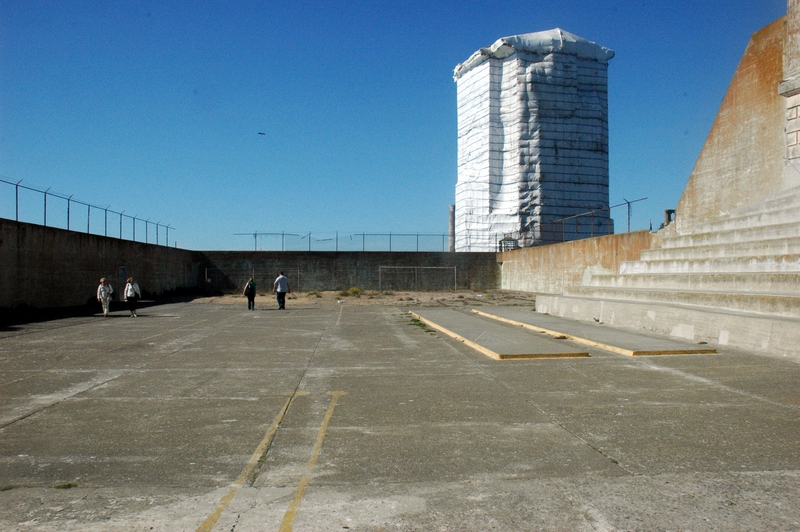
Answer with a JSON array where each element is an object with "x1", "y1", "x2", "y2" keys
[{"x1": 0, "y1": 293, "x2": 799, "y2": 531}]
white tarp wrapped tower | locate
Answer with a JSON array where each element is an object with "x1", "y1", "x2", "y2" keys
[{"x1": 454, "y1": 29, "x2": 615, "y2": 251}]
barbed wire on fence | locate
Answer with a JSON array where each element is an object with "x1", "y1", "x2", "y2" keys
[
  {"x1": 499, "y1": 197, "x2": 648, "y2": 251},
  {"x1": 234, "y1": 231, "x2": 452, "y2": 252},
  {"x1": 0, "y1": 177, "x2": 174, "y2": 246}
]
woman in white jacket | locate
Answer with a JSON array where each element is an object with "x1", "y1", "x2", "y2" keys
[
  {"x1": 124, "y1": 277, "x2": 141, "y2": 317},
  {"x1": 96, "y1": 278, "x2": 114, "y2": 317}
]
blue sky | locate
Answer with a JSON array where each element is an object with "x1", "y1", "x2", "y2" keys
[{"x1": 0, "y1": 0, "x2": 788, "y2": 250}]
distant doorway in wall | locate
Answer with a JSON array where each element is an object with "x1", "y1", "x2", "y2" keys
[{"x1": 118, "y1": 266, "x2": 127, "y2": 296}]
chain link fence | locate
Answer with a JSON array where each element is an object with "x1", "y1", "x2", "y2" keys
[{"x1": 1, "y1": 177, "x2": 174, "y2": 246}]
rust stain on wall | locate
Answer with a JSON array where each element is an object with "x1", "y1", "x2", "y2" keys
[
  {"x1": 498, "y1": 230, "x2": 656, "y2": 293},
  {"x1": 676, "y1": 17, "x2": 787, "y2": 231}
]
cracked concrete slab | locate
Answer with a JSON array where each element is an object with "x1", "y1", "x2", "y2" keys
[{"x1": 0, "y1": 296, "x2": 799, "y2": 531}]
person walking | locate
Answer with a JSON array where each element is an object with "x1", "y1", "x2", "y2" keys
[
  {"x1": 96, "y1": 278, "x2": 114, "y2": 317},
  {"x1": 243, "y1": 278, "x2": 257, "y2": 310},
  {"x1": 124, "y1": 277, "x2": 142, "y2": 317},
  {"x1": 272, "y1": 271, "x2": 291, "y2": 310}
]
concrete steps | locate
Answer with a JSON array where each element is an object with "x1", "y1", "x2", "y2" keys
[
  {"x1": 619, "y1": 255, "x2": 800, "y2": 274},
  {"x1": 659, "y1": 221, "x2": 800, "y2": 250},
  {"x1": 567, "y1": 285, "x2": 800, "y2": 318},
  {"x1": 639, "y1": 237, "x2": 800, "y2": 261},
  {"x1": 542, "y1": 187, "x2": 800, "y2": 355},
  {"x1": 536, "y1": 293, "x2": 800, "y2": 356},
  {"x1": 584, "y1": 271, "x2": 800, "y2": 294}
]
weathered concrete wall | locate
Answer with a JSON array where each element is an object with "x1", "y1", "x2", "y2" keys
[
  {"x1": 201, "y1": 251, "x2": 500, "y2": 294},
  {"x1": 0, "y1": 219, "x2": 203, "y2": 309},
  {"x1": 676, "y1": 18, "x2": 787, "y2": 232},
  {"x1": 0, "y1": 219, "x2": 501, "y2": 313},
  {"x1": 498, "y1": 230, "x2": 656, "y2": 294},
  {"x1": 782, "y1": 1, "x2": 800, "y2": 188}
]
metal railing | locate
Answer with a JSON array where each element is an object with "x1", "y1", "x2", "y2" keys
[
  {"x1": 1, "y1": 177, "x2": 174, "y2": 246},
  {"x1": 234, "y1": 231, "x2": 451, "y2": 252},
  {"x1": 499, "y1": 198, "x2": 647, "y2": 251}
]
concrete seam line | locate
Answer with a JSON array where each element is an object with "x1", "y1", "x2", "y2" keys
[
  {"x1": 279, "y1": 391, "x2": 347, "y2": 532},
  {"x1": 196, "y1": 391, "x2": 304, "y2": 532}
]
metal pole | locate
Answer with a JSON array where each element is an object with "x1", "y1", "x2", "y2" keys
[
  {"x1": 156, "y1": 222, "x2": 160, "y2": 245},
  {"x1": 133, "y1": 216, "x2": 137, "y2": 241},
  {"x1": 67, "y1": 195, "x2": 73, "y2": 230},
  {"x1": 624, "y1": 198, "x2": 632, "y2": 232},
  {"x1": 416, "y1": 233, "x2": 419, "y2": 252},
  {"x1": 282, "y1": 231, "x2": 285, "y2": 252},
  {"x1": 308, "y1": 232, "x2": 311, "y2": 251},
  {"x1": 362, "y1": 233, "x2": 365, "y2": 252},
  {"x1": 44, "y1": 188, "x2": 50, "y2": 226},
  {"x1": 15, "y1": 180, "x2": 21, "y2": 221},
  {"x1": 389, "y1": 232, "x2": 392, "y2": 252},
  {"x1": 104, "y1": 206, "x2": 110, "y2": 236},
  {"x1": 120, "y1": 211, "x2": 124, "y2": 238},
  {"x1": 335, "y1": 231, "x2": 338, "y2": 252},
  {"x1": 453, "y1": 266, "x2": 457, "y2": 291},
  {"x1": 145, "y1": 218, "x2": 150, "y2": 243},
  {"x1": 87, "y1": 204, "x2": 90, "y2": 233}
]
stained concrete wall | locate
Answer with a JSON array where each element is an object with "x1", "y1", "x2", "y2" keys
[
  {"x1": 498, "y1": 230, "x2": 655, "y2": 294},
  {"x1": 0, "y1": 219, "x2": 203, "y2": 310},
  {"x1": 201, "y1": 251, "x2": 500, "y2": 294},
  {"x1": 675, "y1": 18, "x2": 788, "y2": 232},
  {"x1": 0, "y1": 219, "x2": 501, "y2": 314}
]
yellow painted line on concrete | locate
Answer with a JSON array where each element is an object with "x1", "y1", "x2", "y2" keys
[
  {"x1": 471, "y1": 309, "x2": 716, "y2": 356},
  {"x1": 409, "y1": 311, "x2": 586, "y2": 360},
  {"x1": 279, "y1": 391, "x2": 347, "y2": 532},
  {"x1": 197, "y1": 391, "x2": 308, "y2": 532}
]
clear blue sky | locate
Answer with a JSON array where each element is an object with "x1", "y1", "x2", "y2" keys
[{"x1": 0, "y1": 0, "x2": 788, "y2": 250}]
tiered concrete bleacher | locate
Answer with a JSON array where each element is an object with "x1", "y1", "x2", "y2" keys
[
  {"x1": 537, "y1": 187, "x2": 800, "y2": 355},
  {"x1": 577, "y1": 186, "x2": 800, "y2": 318}
]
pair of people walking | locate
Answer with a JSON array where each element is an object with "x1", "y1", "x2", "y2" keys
[
  {"x1": 242, "y1": 272, "x2": 291, "y2": 310},
  {"x1": 96, "y1": 277, "x2": 141, "y2": 317}
]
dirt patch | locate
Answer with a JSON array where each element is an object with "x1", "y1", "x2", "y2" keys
[{"x1": 192, "y1": 290, "x2": 537, "y2": 308}]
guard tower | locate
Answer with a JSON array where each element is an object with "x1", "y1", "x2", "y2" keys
[{"x1": 454, "y1": 29, "x2": 615, "y2": 251}]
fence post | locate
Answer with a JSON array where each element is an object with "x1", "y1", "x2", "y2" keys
[
  {"x1": 104, "y1": 206, "x2": 110, "y2": 236},
  {"x1": 15, "y1": 180, "x2": 22, "y2": 221},
  {"x1": 625, "y1": 198, "x2": 632, "y2": 232},
  {"x1": 87, "y1": 204, "x2": 90, "y2": 233},
  {"x1": 44, "y1": 188, "x2": 50, "y2": 226},
  {"x1": 67, "y1": 195, "x2": 73, "y2": 230}
]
